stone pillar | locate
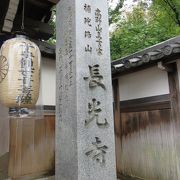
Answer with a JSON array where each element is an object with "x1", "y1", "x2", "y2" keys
[{"x1": 56, "y1": 0, "x2": 117, "y2": 179}]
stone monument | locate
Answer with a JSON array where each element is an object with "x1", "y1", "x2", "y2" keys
[{"x1": 56, "y1": 0, "x2": 117, "y2": 179}]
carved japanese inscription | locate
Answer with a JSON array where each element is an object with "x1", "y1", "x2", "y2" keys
[
  {"x1": 56, "y1": 0, "x2": 116, "y2": 179},
  {"x1": 95, "y1": 8, "x2": 103, "y2": 55},
  {"x1": 83, "y1": 3, "x2": 109, "y2": 165},
  {"x1": 85, "y1": 137, "x2": 108, "y2": 164},
  {"x1": 84, "y1": 3, "x2": 92, "y2": 53},
  {"x1": 58, "y1": 6, "x2": 74, "y2": 114},
  {"x1": 84, "y1": 3, "x2": 91, "y2": 13},
  {"x1": 85, "y1": 31, "x2": 92, "y2": 38},
  {"x1": 84, "y1": 64, "x2": 106, "y2": 89},
  {"x1": 85, "y1": 45, "x2": 92, "y2": 53},
  {"x1": 85, "y1": 98, "x2": 109, "y2": 128}
]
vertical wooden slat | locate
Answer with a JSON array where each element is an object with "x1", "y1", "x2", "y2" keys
[
  {"x1": 0, "y1": 104, "x2": 9, "y2": 179},
  {"x1": 8, "y1": 119, "x2": 15, "y2": 177},
  {"x1": 167, "y1": 62, "x2": 180, "y2": 179},
  {"x1": 45, "y1": 115, "x2": 55, "y2": 172},
  {"x1": 119, "y1": 109, "x2": 173, "y2": 179},
  {"x1": 8, "y1": 114, "x2": 55, "y2": 179},
  {"x1": 112, "y1": 78, "x2": 121, "y2": 174},
  {"x1": 21, "y1": 118, "x2": 35, "y2": 175},
  {"x1": 34, "y1": 118, "x2": 46, "y2": 172},
  {"x1": 0, "y1": 105, "x2": 9, "y2": 157},
  {"x1": 167, "y1": 63, "x2": 180, "y2": 122},
  {"x1": 0, "y1": 152, "x2": 9, "y2": 179},
  {"x1": 8, "y1": 118, "x2": 23, "y2": 178}
]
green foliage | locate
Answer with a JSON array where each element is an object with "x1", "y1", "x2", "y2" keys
[
  {"x1": 47, "y1": 8, "x2": 56, "y2": 45},
  {"x1": 47, "y1": 1, "x2": 180, "y2": 60},
  {"x1": 110, "y1": 0, "x2": 180, "y2": 60},
  {"x1": 108, "y1": 0, "x2": 124, "y2": 25},
  {"x1": 154, "y1": 0, "x2": 180, "y2": 26}
]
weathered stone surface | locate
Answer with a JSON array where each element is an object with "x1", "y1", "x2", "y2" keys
[{"x1": 56, "y1": 0, "x2": 116, "y2": 179}]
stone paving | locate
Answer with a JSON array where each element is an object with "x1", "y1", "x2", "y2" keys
[{"x1": 37, "y1": 176, "x2": 121, "y2": 180}]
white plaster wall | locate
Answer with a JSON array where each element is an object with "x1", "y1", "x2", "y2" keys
[
  {"x1": 118, "y1": 66, "x2": 169, "y2": 101},
  {"x1": 40, "y1": 56, "x2": 56, "y2": 105}
]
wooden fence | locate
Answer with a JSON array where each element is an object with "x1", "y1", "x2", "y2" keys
[
  {"x1": 0, "y1": 108, "x2": 55, "y2": 179},
  {"x1": 113, "y1": 62, "x2": 180, "y2": 179}
]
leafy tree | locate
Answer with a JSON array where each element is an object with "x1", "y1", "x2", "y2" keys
[
  {"x1": 47, "y1": 8, "x2": 56, "y2": 45},
  {"x1": 154, "y1": 0, "x2": 180, "y2": 26},
  {"x1": 108, "y1": 0, "x2": 125, "y2": 25},
  {"x1": 47, "y1": 0, "x2": 180, "y2": 60},
  {"x1": 110, "y1": 0, "x2": 180, "y2": 60}
]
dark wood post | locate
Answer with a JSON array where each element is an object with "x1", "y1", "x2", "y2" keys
[
  {"x1": 112, "y1": 78, "x2": 121, "y2": 175},
  {"x1": 167, "y1": 63, "x2": 180, "y2": 122}
]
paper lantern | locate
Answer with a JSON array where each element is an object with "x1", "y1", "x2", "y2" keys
[{"x1": 0, "y1": 35, "x2": 41, "y2": 108}]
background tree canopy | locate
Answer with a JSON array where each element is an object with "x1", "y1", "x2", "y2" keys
[
  {"x1": 48, "y1": 0, "x2": 180, "y2": 61},
  {"x1": 110, "y1": 0, "x2": 180, "y2": 60}
]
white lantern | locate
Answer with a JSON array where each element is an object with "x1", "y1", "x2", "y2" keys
[{"x1": 0, "y1": 35, "x2": 41, "y2": 108}]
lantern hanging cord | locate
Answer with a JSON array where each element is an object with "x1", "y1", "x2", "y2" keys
[{"x1": 21, "y1": 0, "x2": 25, "y2": 31}]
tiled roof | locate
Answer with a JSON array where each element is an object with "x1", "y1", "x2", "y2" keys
[{"x1": 111, "y1": 36, "x2": 180, "y2": 75}]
